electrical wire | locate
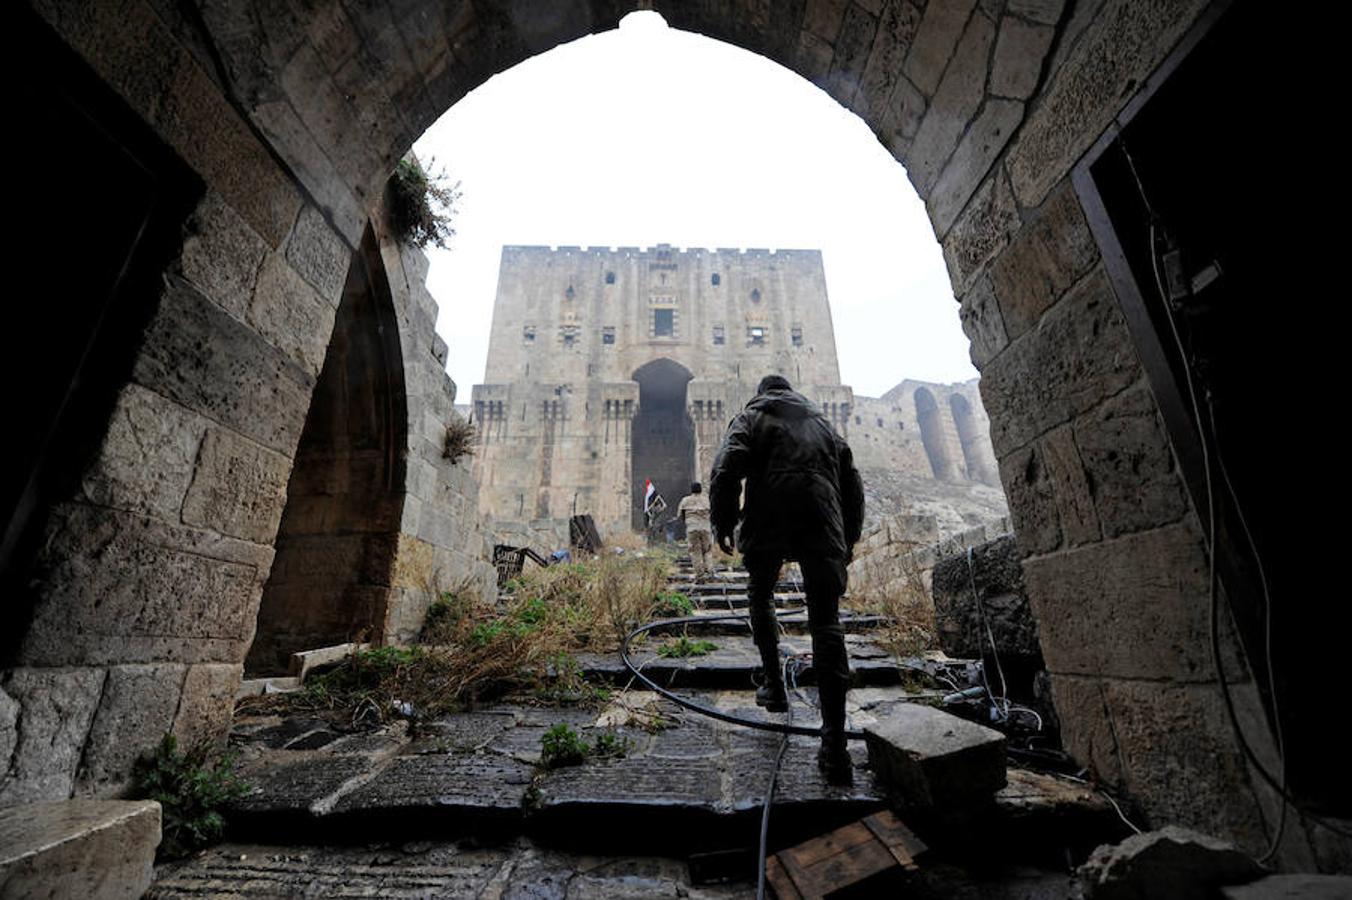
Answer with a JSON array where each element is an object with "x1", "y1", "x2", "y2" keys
[
  {"x1": 1121, "y1": 142, "x2": 1351, "y2": 846},
  {"x1": 756, "y1": 654, "x2": 798, "y2": 900},
  {"x1": 621, "y1": 613, "x2": 867, "y2": 740}
]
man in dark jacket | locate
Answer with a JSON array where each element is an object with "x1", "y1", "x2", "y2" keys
[{"x1": 709, "y1": 375, "x2": 865, "y2": 785}]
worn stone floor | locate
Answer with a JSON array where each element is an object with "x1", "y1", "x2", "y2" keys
[{"x1": 148, "y1": 555, "x2": 1119, "y2": 897}]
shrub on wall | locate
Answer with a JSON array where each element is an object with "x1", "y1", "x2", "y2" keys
[{"x1": 387, "y1": 157, "x2": 461, "y2": 249}]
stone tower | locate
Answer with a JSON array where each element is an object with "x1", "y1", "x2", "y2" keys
[{"x1": 471, "y1": 244, "x2": 854, "y2": 543}]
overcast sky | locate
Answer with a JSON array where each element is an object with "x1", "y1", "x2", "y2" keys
[{"x1": 413, "y1": 11, "x2": 976, "y2": 400}]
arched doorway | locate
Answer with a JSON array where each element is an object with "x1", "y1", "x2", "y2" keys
[
  {"x1": 245, "y1": 227, "x2": 408, "y2": 675},
  {"x1": 914, "y1": 387, "x2": 959, "y2": 482},
  {"x1": 949, "y1": 393, "x2": 996, "y2": 486},
  {"x1": 631, "y1": 358, "x2": 695, "y2": 531}
]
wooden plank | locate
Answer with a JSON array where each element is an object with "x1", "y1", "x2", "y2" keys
[
  {"x1": 863, "y1": 810, "x2": 928, "y2": 869},
  {"x1": 799, "y1": 838, "x2": 895, "y2": 896},
  {"x1": 777, "y1": 846, "x2": 820, "y2": 900},
  {"x1": 783, "y1": 822, "x2": 874, "y2": 868},
  {"x1": 765, "y1": 855, "x2": 805, "y2": 900}
]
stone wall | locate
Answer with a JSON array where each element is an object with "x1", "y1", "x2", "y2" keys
[
  {"x1": 12, "y1": 0, "x2": 1316, "y2": 868},
  {"x1": 376, "y1": 231, "x2": 497, "y2": 644},
  {"x1": 849, "y1": 514, "x2": 1011, "y2": 601}
]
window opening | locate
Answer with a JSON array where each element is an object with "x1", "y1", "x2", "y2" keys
[{"x1": 654, "y1": 308, "x2": 674, "y2": 337}]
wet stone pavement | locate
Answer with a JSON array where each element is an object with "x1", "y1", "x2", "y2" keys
[{"x1": 149, "y1": 555, "x2": 1119, "y2": 897}]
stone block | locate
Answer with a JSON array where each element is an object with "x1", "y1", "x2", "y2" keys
[
  {"x1": 155, "y1": 54, "x2": 301, "y2": 248},
  {"x1": 285, "y1": 204, "x2": 352, "y2": 307},
  {"x1": 991, "y1": 183, "x2": 1100, "y2": 340},
  {"x1": 178, "y1": 192, "x2": 270, "y2": 322},
  {"x1": 1022, "y1": 522, "x2": 1213, "y2": 680},
  {"x1": 931, "y1": 535, "x2": 1041, "y2": 662},
  {"x1": 864, "y1": 703, "x2": 1006, "y2": 807},
  {"x1": 908, "y1": 11, "x2": 995, "y2": 193},
  {"x1": 251, "y1": 97, "x2": 365, "y2": 245},
  {"x1": 1047, "y1": 674, "x2": 1123, "y2": 787},
  {"x1": 929, "y1": 97, "x2": 1024, "y2": 237},
  {"x1": 1006, "y1": 0, "x2": 1209, "y2": 207},
  {"x1": 249, "y1": 253, "x2": 339, "y2": 378},
  {"x1": 803, "y1": 0, "x2": 849, "y2": 41},
  {"x1": 904, "y1": 0, "x2": 979, "y2": 95},
  {"x1": 0, "y1": 800, "x2": 160, "y2": 900},
  {"x1": 76, "y1": 664, "x2": 185, "y2": 796},
  {"x1": 1007, "y1": 0, "x2": 1064, "y2": 25},
  {"x1": 958, "y1": 276, "x2": 1009, "y2": 368},
  {"x1": 796, "y1": 31, "x2": 835, "y2": 85},
  {"x1": 1080, "y1": 826, "x2": 1264, "y2": 899},
  {"x1": 858, "y1": 0, "x2": 924, "y2": 121},
  {"x1": 990, "y1": 16, "x2": 1054, "y2": 99},
  {"x1": 979, "y1": 266, "x2": 1140, "y2": 455},
  {"x1": 1039, "y1": 424, "x2": 1102, "y2": 546},
  {"x1": 80, "y1": 383, "x2": 206, "y2": 522},
  {"x1": 876, "y1": 73, "x2": 926, "y2": 160},
  {"x1": 182, "y1": 427, "x2": 292, "y2": 544},
  {"x1": 1097, "y1": 680, "x2": 1264, "y2": 847},
  {"x1": 172, "y1": 663, "x2": 242, "y2": 748},
  {"x1": 1073, "y1": 386, "x2": 1187, "y2": 540},
  {"x1": 823, "y1": 3, "x2": 879, "y2": 108},
  {"x1": 19, "y1": 503, "x2": 272, "y2": 667},
  {"x1": 0, "y1": 668, "x2": 106, "y2": 805},
  {"x1": 942, "y1": 168, "x2": 1021, "y2": 296},
  {"x1": 133, "y1": 276, "x2": 315, "y2": 456}
]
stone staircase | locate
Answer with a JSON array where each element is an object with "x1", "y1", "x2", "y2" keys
[{"x1": 148, "y1": 549, "x2": 1124, "y2": 897}]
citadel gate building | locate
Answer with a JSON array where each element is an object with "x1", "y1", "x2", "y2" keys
[{"x1": 471, "y1": 244, "x2": 856, "y2": 540}]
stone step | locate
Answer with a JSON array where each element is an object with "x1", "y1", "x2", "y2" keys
[
  {"x1": 220, "y1": 692, "x2": 1118, "y2": 863},
  {"x1": 650, "y1": 611, "x2": 887, "y2": 637},
  {"x1": 687, "y1": 592, "x2": 807, "y2": 610},
  {"x1": 223, "y1": 695, "x2": 885, "y2": 854},
  {"x1": 577, "y1": 634, "x2": 916, "y2": 690},
  {"x1": 0, "y1": 800, "x2": 161, "y2": 900}
]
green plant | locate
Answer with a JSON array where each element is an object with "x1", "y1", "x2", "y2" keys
[
  {"x1": 590, "y1": 730, "x2": 631, "y2": 759},
  {"x1": 386, "y1": 156, "x2": 461, "y2": 249},
  {"x1": 540, "y1": 723, "x2": 590, "y2": 769},
  {"x1": 132, "y1": 734, "x2": 250, "y2": 861},
  {"x1": 654, "y1": 590, "x2": 693, "y2": 617},
  {"x1": 657, "y1": 637, "x2": 719, "y2": 658}
]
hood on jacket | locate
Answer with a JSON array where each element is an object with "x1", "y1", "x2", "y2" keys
[{"x1": 746, "y1": 388, "x2": 820, "y2": 420}]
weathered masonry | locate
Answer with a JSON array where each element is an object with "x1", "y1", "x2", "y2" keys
[
  {"x1": 3, "y1": 0, "x2": 1341, "y2": 874},
  {"x1": 471, "y1": 244, "x2": 855, "y2": 540}
]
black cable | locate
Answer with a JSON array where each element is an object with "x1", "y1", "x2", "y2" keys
[
  {"x1": 1121, "y1": 143, "x2": 1352, "y2": 844},
  {"x1": 620, "y1": 614, "x2": 867, "y2": 740},
  {"x1": 756, "y1": 655, "x2": 796, "y2": 900}
]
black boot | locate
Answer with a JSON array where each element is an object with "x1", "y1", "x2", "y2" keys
[{"x1": 749, "y1": 605, "x2": 787, "y2": 712}]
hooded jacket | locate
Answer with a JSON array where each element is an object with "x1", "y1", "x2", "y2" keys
[{"x1": 708, "y1": 387, "x2": 864, "y2": 560}]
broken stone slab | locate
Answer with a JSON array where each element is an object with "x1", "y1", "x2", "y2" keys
[
  {"x1": 1221, "y1": 875, "x2": 1352, "y2": 899},
  {"x1": 288, "y1": 642, "x2": 368, "y2": 681},
  {"x1": 0, "y1": 800, "x2": 160, "y2": 900},
  {"x1": 1079, "y1": 826, "x2": 1266, "y2": 900},
  {"x1": 864, "y1": 703, "x2": 1007, "y2": 808},
  {"x1": 235, "y1": 676, "x2": 302, "y2": 699}
]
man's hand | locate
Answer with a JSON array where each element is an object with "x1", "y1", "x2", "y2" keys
[{"x1": 717, "y1": 533, "x2": 735, "y2": 555}]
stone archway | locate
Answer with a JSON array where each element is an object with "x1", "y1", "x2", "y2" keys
[
  {"x1": 631, "y1": 358, "x2": 696, "y2": 530},
  {"x1": 245, "y1": 226, "x2": 408, "y2": 675},
  {"x1": 14, "y1": 0, "x2": 1316, "y2": 864}
]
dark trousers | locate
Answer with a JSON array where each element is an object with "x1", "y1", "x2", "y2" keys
[{"x1": 743, "y1": 552, "x2": 850, "y2": 745}]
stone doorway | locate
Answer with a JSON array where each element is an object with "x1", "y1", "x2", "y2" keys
[
  {"x1": 631, "y1": 359, "x2": 695, "y2": 532},
  {"x1": 245, "y1": 228, "x2": 407, "y2": 675}
]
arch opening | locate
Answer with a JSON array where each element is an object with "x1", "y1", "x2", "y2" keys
[
  {"x1": 630, "y1": 358, "x2": 695, "y2": 531},
  {"x1": 914, "y1": 387, "x2": 959, "y2": 483},
  {"x1": 246, "y1": 227, "x2": 408, "y2": 675}
]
